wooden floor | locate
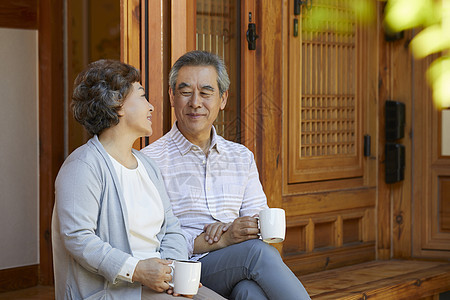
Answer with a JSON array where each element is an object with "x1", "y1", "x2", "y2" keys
[
  {"x1": 0, "y1": 286, "x2": 54, "y2": 300},
  {"x1": 300, "y1": 260, "x2": 450, "y2": 299}
]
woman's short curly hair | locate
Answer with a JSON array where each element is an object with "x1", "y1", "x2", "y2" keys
[{"x1": 71, "y1": 59, "x2": 140, "y2": 136}]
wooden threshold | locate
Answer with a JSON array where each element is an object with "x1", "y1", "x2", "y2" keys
[
  {"x1": 299, "y1": 260, "x2": 450, "y2": 299},
  {"x1": 0, "y1": 265, "x2": 38, "y2": 293},
  {"x1": 0, "y1": 285, "x2": 54, "y2": 300}
]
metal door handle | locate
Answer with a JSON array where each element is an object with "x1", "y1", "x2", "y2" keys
[{"x1": 246, "y1": 12, "x2": 258, "y2": 50}]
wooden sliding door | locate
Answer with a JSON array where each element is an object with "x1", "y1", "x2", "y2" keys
[{"x1": 282, "y1": 0, "x2": 378, "y2": 275}]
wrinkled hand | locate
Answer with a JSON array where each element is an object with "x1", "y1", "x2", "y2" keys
[
  {"x1": 222, "y1": 216, "x2": 259, "y2": 246},
  {"x1": 132, "y1": 258, "x2": 172, "y2": 292},
  {"x1": 204, "y1": 222, "x2": 231, "y2": 244}
]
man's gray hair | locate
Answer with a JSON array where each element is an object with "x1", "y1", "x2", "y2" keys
[{"x1": 169, "y1": 50, "x2": 230, "y2": 97}]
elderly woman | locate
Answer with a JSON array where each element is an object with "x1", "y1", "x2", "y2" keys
[{"x1": 52, "y1": 59, "x2": 223, "y2": 299}]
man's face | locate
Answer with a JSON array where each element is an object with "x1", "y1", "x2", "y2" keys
[{"x1": 170, "y1": 65, "x2": 228, "y2": 141}]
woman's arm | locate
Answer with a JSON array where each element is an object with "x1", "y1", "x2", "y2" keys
[{"x1": 55, "y1": 158, "x2": 130, "y2": 283}]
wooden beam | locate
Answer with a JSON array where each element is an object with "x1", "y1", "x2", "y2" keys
[
  {"x1": 377, "y1": 1, "x2": 392, "y2": 260},
  {"x1": 0, "y1": 0, "x2": 37, "y2": 29},
  {"x1": 38, "y1": 0, "x2": 65, "y2": 286}
]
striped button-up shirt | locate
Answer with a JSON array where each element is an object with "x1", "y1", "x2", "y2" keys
[{"x1": 141, "y1": 123, "x2": 268, "y2": 257}]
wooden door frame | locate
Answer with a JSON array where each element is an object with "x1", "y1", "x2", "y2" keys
[
  {"x1": 0, "y1": 0, "x2": 41, "y2": 291},
  {"x1": 39, "y1": 0, "x2": 65, "y2": 285},
  {"x1": 0, "y1": 0, "x2": 64, "y2": 288}
]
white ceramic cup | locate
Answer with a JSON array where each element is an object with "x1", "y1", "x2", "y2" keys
[
  {"x1": 258, "y1": 208, "x2": 286, "y2": 243},
  {"x1": 169, "y1": 260, "x2": 201, "y2": 295}
]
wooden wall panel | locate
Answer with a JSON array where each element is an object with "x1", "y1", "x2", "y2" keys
[
  {"x1": 283, "y1": 188, "x2": 375, "y2": 216},
  {"x1": 0, "y1": 0, "x2": 37, "y2": 29}
]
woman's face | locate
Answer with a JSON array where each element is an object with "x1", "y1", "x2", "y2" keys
[{"x1": 118, "y1": 82, "x2": 154, "y2": 137}]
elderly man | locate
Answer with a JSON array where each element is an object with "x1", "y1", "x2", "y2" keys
[{"x1": 142, "y1": 51, "x2": 310, "y2": 300}]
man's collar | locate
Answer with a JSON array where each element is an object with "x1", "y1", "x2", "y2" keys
[{"x1": 169, "y1": 122, "x2": 220, "y2": 155}]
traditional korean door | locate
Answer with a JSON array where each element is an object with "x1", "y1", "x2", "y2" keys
[
  {"x1": 121, "y1": 0, "x2": 256, "y2": 147},
  {"x1": 282, "y1": 0, "x2": 379, "y2": 274}
]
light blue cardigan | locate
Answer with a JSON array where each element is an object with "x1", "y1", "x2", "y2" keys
[{"x1": 52, "y1": 136, "x2": 188, "y2": 299}]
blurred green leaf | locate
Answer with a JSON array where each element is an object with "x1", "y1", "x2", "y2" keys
[
  {"x1": 427, "y1": 57, "x2": 450, "y2": 108},
  {"x1": 410, "y1": 25, "x2": 450, "y2": 58},
  {"x1": 384, "y1": 0, "x2": 436, "y2": 31}
]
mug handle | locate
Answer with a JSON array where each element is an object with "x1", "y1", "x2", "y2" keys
[
  {"x1": 254, "y1": 216, "x2": 261, "y2": 236},
  {"x1": 168, "y1": 261, "x2": 175, "y2": 288}
]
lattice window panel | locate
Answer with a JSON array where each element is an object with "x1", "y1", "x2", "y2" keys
[
  {"x1": 288, "y1": 0, "x2": 366, "y2": 183},
  {"x1": 301, "y1": 0, "x2": 356, "y2": 158}
]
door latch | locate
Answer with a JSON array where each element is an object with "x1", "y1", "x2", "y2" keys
[
  {"x1": 246, "y1": 12, "x2": 258, "y2": 50},
  {"x1": 294, "y1": 0, "x2": 313, "y2": 15}
]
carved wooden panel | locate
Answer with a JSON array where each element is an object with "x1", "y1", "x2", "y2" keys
[
  {"x1": 439, "y1": 176, "x2": 450, "y2": 232},
  {"x1": 426, "y1": 170, "x2": 450, "y2": 251},
  {"x1": 343, "y1": 217, "x2": 362, "y2": 244},
  {"x1": 283, "y1": 207, "x2": 375, "y2": 275},
  {"x1": 288, "y1": 0, "x2": 367, "y2": 183},
  {"x1": 284, "y1": 208, "x2": 374, "y2": 255}
]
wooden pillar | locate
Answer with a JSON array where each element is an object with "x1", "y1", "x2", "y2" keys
[
  {"x1": 39, "y1": 0, "x2": 65, "y2": 285},
  {"x1": 377, "y1": 2, "x2": 413, "y2": 259}
]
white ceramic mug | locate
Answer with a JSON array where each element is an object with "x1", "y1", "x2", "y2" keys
[
  {"x1": 258, "y1": 208, "x2": 286, "y2": 243},
  {"x1": 169, "y1": 260, "x2": 201, "y2": 295}
]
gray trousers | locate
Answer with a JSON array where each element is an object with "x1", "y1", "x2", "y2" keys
[{"x1": 198, "y1": 239, "x2": 311, "y2": 300}]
